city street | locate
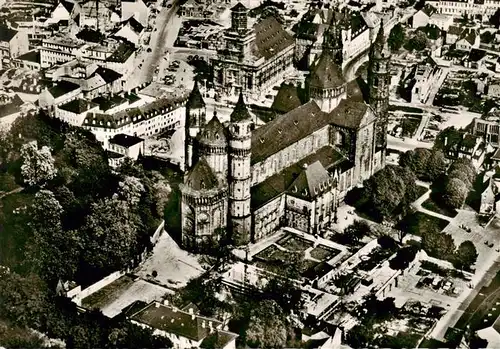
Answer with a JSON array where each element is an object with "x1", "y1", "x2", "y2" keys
[{"x1": 124, "y1": 0, "x2": 182, "y2": 91}]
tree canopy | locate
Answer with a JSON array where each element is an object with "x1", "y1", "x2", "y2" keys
[
  {"x1": 20, "y1": 141, "x2": 57, "y2": 187},
  {"x1": 388, "y1": 23, "x2": 405, "y2": 51},
  {"x1": 422, "y1": 229, "x2": 456, "y2": 260},
  {"x1": 246, "y1": 300, "x2": 288, "y2": 349},
  {"x1": 453, "y1": 240, "x2": 478, "y2": 270},
  {"x1": 443, "y1": 177, "x2": 468, "y2": 209}
]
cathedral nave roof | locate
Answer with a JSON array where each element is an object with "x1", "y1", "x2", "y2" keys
[{"x1": 288, "y1": 161, "x2": 334, "y2": 201}]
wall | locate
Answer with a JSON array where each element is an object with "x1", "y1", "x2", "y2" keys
[
  {"x1": 72, "y1": 270, "x2": 126, "y2": 306},
  {"x1": 150, "y1": 220, "x2": 165, "y2": 245},
  {"x1": 253, "y1": 195, "x2": 285, "y2": 241}
]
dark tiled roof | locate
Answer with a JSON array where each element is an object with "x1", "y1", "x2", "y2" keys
[
  {"x1": 0, "y1": 95, "x2": 24, "y2": 119},
  {"x1": 59, "y1": 98, "x2": 98, "y2": 114},
  {"x1": 187, "y1": 80, "x2": 205, "y2": 109},
  {"x1": 295, "y1": 22, "x2": 320, "y2": 41},
  {"x1": 491, "y1": 147, "x2": 500, "y2": 160},
  {"x1": 421, "y1": 4, "x2": 437, "y2": 17},
  {"x1": 251, "y1": 99, "x2": 372, "y2": 164},
  {"x1": 271, "y1": 83, "x2": 303, "y2": 114},
  {"x1": 201, "y1": 331, "x2": 238, "y2": 349},
  {"x1": 253, "y1": 16, "x2": 294, "y2": 60},
  {"x1": 123, "y1": 16, "x2": 144, "y2": 34},
  {"x1": 288, "y1": 161, "x2": 333, "y2": 201},
  {"x1": 60, "y1": 0, "x2": 75, "y2": 13},
  {"x1": 107, "y1": 42, "x2": 135, "y2": 63},
  {"x1": 131, "y1": 302, "x2": 223, "y2": 342},
  {"x1": 0, "y1": 25, "x2": 18, "y2": 42},
  {"x1": 94, "y1": 66, "x2": 122, "y2": 84},
  {"x1": 17, "y1": 50, "x2": 40, "y2": 63},
  {"x1": 231, "y1": 2, "x2": 247, "y2": 12},
  {"x1": 230, "y1": 92, "x2": 252, "y2": 122},
  {"x1": 447, "y1": 25, "x2": 462, "y2": 36},
  {"x1": 198, "y1": 114, "x2": 227, "y2": 147},
  {"x1": 109, "y1": 133, "x2": 144, "y2": 148},
  {"x1": 468, "y1": 48, "x2": 486, "y2": 62},
  {"x1": 310, "y1": 50, "x2": 345, "y2": 89},
  {"x1": 251, "y1": 145, "x2": 346, "y2": 208},
  {"x1": 186, "y1": 157, "x2": 219, "y2": 190},
  {"x1": 92, "y1": 94, "x2": 128, "y2": 111},
  {"x1": 48, "y1": 81, "x2": 80, "y2": 98}
]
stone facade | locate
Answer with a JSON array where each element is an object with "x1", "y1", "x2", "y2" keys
[{"x1": 179, "y1": 17, "x2": 390, "y2": 252}]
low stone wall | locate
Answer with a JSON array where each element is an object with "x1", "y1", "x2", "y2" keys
[{"x1": 72, "y1": 270, "x2": 126, "y2": 306}]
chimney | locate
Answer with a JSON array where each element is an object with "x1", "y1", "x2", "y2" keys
[
  {"x1": 163, "y1": 299, "x2": 169, "y2": 306},
  {"x1": 303, "y1": 163, "x2": 308, "y2": 169},
  {"x1": 444, "y1": 136, "x2": 448, "y2": 146},
  {"x1": 209, "y1": 321, "x2": 214, "y2": 334},
  {"x1": 188, "y1": 307, "x2": 194, "y2": 315},
  {"x1": 155, "y1": 302, "x2": 160, "y2": 308},
  {"x1": 202, "y1": 320, "x2": 206, "y2": 328},
  {"x1": 191, "y1": 312, "x2": 196, "y2": 320}
]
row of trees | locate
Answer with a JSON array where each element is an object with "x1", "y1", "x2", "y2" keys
[{"x1": 399, "y1": 148, "x2": 447, "y2": 182}]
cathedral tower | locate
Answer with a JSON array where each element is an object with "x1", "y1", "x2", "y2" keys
[
  {"x1": 367, "y1": 21, "x2": 391, "y2": 170},
  {"x1": 197, "y1": 110, "x2": 228, "y2": 179},
  {"x1": 185, "y1": 80, "x2": 206, "y2": 170},
  {"x1": 228, "y1": 92, "x2": 252, "y2": 246}
]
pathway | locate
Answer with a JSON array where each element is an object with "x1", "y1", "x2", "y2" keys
[{"x1": 411, "y1": 189, "x2": 453, "y2": 223}]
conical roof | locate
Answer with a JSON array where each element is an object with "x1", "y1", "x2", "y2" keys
[
  {"x1": 185, "y1": 157, "x2": 219, "y2": 191},
  {"x1": 198, "y1": 113, "x2": 227, "y2": 147},
  {"x1": 287, "y1": 161, "x2": 332, "y2": 200},
  {"x1": 372, "y1": 21, "x2": 391, "y2": 60},
  {"x1": 187, "y1": 80, "x2": 205, "y2": 109},
  {"x1": 230, "y1": 91, "x2": 252, "y2": 123},
  {"x1": 310, "y1": 50, "x2": 345, "y2": 89}
]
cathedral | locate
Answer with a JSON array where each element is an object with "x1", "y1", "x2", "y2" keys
[{"x1": 179, "y1": 12, "x2": 391, "y2": 251}]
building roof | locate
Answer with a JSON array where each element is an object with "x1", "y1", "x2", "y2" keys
[
  {"x1": 16, "y1": 50, "x2": 40, "y2": 63},
  {"x1": 94, "y1": 66, "x2": 122, "y2": 84},
  {"x1": 310, "y1": 50, "x2": 345, "y2": 89},
  {"x1": 447, "y1": 25, "x2": 462, "y2": 36},
  {"x1": 253, "y1": 16, "x2": 294, "y2": 61},
  {"x1": 60, "y1": 0, "x2": 75, "y2": 13},
  {"x1": 198, "y1": 113, "x2": 227, "y2": 147},
  {"x1": 271, "y1": 83, "x2": 304, "y2": 114},
  {"x1": 58, "y1": 98, "x2": 98, "y2": 114},
  {"x1": 186, "y1": 157, "x2": 219, "y2": 191},
  {"x1": 421, "y1": 4, "x2": 437, "y2": 17},
  {"x1": 372, "y1": 21, "x2": 391, "y2": 60},
  {"x1": 131, "y1": 302, "x2": 223, "y2": 342},
  {"x1": 107, "y1": 42, "x2": 135, "y2": 63},
  {"x1": 231, "y1": 2, "x2": 247, "y2": 12},
  {"x1": 200, "y1": 330, "x2": 238, "y2": 349},
  {"x1": 0, "y1": 95, "x2": 24, "y2": 119},
  {"x1": 460, "y1": 28, "x2": 477, "y2": 45},
  {"x1": 251, "y1": 99, "x2": 372, "y2": 164},
  {"x1": 288, "y1": 161, "x2": 333, "y2": 201},
  {"x1": 187, "y1": 80, "x2": 205, "y2": 109},
  {"x1": 230, "y1": 92, "x2": 252, "y2": 123},
  {"x1": 92, "y1": 94, "x2": 128, "y2": 111},
  {"x1": 251, "y1": 145, "x2": 346, "y2": 208},
  {"x1": 0, "y1": 25, "x2": 18, "y2": 42},
  {"x1": 492, "y1": 147, "x2": 500, "y2": 161},
  {"x1": 109, "y1": 133, "x2": 144, "y2": 148},
  {"x1": 48, "y1": 81, "x2": 80, "y2": 98},
  {"x1": 468, "y1": 48, "x2": 486, "y2": 62},
  {"x1": 122, "y1": 16, "x2": 144, "y2": 34}
]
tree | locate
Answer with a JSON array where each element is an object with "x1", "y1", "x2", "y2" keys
[
  {"x1": 81, "y1": 197, "x2": 138, "y2": 273},
  {"x1": 443, "y1": 177, "x2": 468, "y2": 209},
  {"x1": 422, "y1": 230, "x2": 456, "y2": 260},
  {"x1": 0, "y1": 272, "x2": 49, "y2": 329},
  {"x1": 449, "y1": 158, "x2": 476, "y2": 189},
  {"x1": 346, "y1": 324, "x2": 374, "y2": 348},
  {"x1": 389, "y1": 246, "x2": 418, "y2": 270},
  {"x1": 433, "y1": 127, "x2": 463, "y2": 153},
  {"x1": 153, "y1": 176, "x2": 171, "y2": 217},
  {"x1": 480, "y1": 31, "x2": 495, "y2": 44},
  {"x1": 116, "y1": 176, "x2": 145, "y2": 207},
  {"x1": 20, "y1": 141, "x2": 57, "y2": 187},
  {"x1": 25, "y1": 190, "x2": 82, "y2": 284},
  {"x1": 399, "y1": 148, "x2": 431, "y2": 178},
  {"x1": 344, "y1": 220, "x2": 371, "y2": 243},
  {"x1": 405, "y1": 31, "x2": 428, "y2": 51},
  {"x1": 426, "y1": 149, "x2": 447, "y2": 182},
  {"x1": 246, "y1": 300, "x2": 287, "y2": 349},
  {"x1": 453, "y1": 240, "x2": 478, "y2": 270},
  {"x1": 388, "y1": 23, "x2": 405, "y2": 51}
]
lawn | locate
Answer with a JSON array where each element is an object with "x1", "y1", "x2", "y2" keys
[
  {"x1": 422, "y1": 196, "x2": 458, "y2": 218},
  {"x1": 309, "y1": 246, "x2": 338, "y2": 261},
  {"x1": 277, "y1": 235, "x2": 312, "y2": 253},
  {"x1": 0, "y1": 192, "x2": 33, "y2": 270},
  {"x1": 82, "y1": 275, "x2": 135, "y2": 310},
  {"x1": 397, "y1": 211, "x2": 450, "y2": 236},
  {"x1": 401, "y1": 116, "x2": 422, "y2": 138}
]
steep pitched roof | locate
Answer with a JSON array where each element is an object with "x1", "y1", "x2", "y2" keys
[
  {"x1": 185, "y1": 157, "x2": 219, "y2": 190},
  {"x1": 187, "y1": 80, "x2": 205, "y2": 109},
  {"x1": 253, "y1": 16, "x2": 294, "y2": 60},
  {"x1": 60, "y1": 0, "x2": 75, "y2": 13},
  {"x1": 271, "y1": 83, "x2": 303, "y2": 114},
  {"x1": 94, "y1": 66, "x2": 122, "y2": 83},
  {"x1": 48, "y1": 80, "x2": 80, "y2": 98},
  {"x1": 230, "y1": 92, "x2": 252, "y2": 122},
  {"x1": 447, "y1": 25, "x2": 462, "y2": 36},
  {"x1": 421, "y1": 4, "x2": 437, "y2": 17},
  {"x1": 109, "y1": 133, "x2": 144, "y2": 148},
  {"x1": 198, "y1": 114, "x2": 227, "y2": 147},
  {"x1": 58, "y1": 98, "x2": 98, "y2": 114},
  {"x1": 251, "y1": 99, "x2": 372, "y2": 164},
  {"x1": 371, "y1": 21, "x2": 391, "y2": 60},
  {"x1": 287, "y1": 161, "x2": 333, "y2": 201},
  {"x1": 309, "y1": 50, "x2": 345, "y2": 89},
  {"x1": 231, "y1": 2, "x2": 247, "y2": 12}
]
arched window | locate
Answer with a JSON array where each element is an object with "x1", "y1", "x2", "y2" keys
[{"x1": 335, "y1": 130, "x2": 346, "y2": 147}]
